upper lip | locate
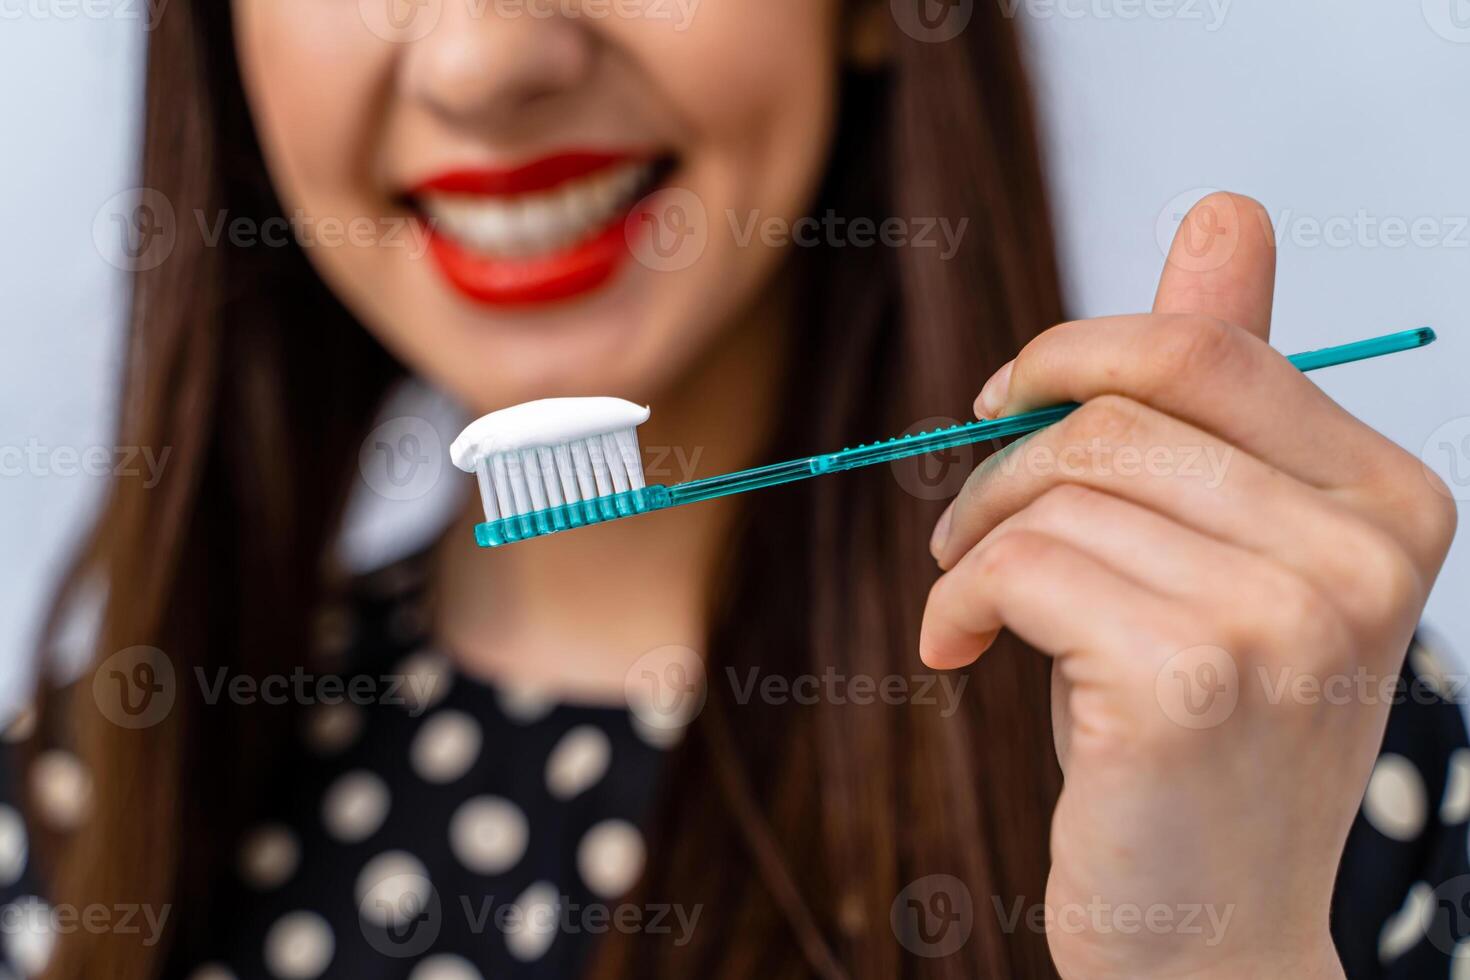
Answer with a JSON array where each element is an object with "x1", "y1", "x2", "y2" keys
[{"x1": 407, "y1": 151, "x2": 656, "y2": 198}]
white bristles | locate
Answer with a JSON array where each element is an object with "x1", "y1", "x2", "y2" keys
[{"x1": 452, "y1": 398, "x2": 652, "y2": 524}]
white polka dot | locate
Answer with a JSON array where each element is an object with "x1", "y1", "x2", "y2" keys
[
  {"x1": 238, "y1": 824, "x2": 300, "y2": 890},
  {"x1": 410, "y1": 711, "x2": 482, "y2": 783},
  {"x1": 302, "y1": 702, "x2": 363, "y2": 756},
  {"x1": 1411, "y1": 640, "x2": 1456, "y2": 699},
  {"x1": 450, "y1": 796, "x2": 528, "y2": 875},
  {"x1": 1455, "y1": 940, "x2": 1470, "y2": 980},
  {"x1": 497, "y1": 684, "x2": 554, "y2": 724},
  {"x1": 263, "y1": 911, "x2": 334, "y2": 979},
  {"x1": 1444, "y1": 749, "x2": 1470, "y2": 824},
  {"x1": 3, "y1": 897, "x2": 54, "y2": 977},
  {"x1": 1364, "y1": 754, "x2": 1428, "y2": 842},
  {"x1": 356, "y1": 851, "x2": 432, "y2": 928},
  {"x1": 577, "y1": 819, "x2": 645, "y2": 899},
  {"x1": 0, "y1": 805, "x2": 28, "y2": 887},
  {"x1": 408, "y1": 954, "x2": 483, "y2": 980},
  {"x1": 184, "y1": 965, "x2": 238, "y2": 980},
  {"x1": 505, "y1": 881, "x2": 560, "y2": 962},
  {"x1": 1378, "y1": 881, "x2": 1432, "y2": 963},
  {"x1": 30, "y1": 750, "x2": 92, "y2": 830},
  {"x1": 545, "y1": 726, "x2": 611, "y2": 800},
  {"x1": 322, "y1": 770, "x2": 391, "y2": 843},
  {"x1": 630, "y1": 713, "x2": 684, "y2": 750},
  {"x1": 396, "y1": 649, "x2": 453, "y2": 714}
]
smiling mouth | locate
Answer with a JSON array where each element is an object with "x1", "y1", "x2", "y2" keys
[{"x1": 407, "y1": 152, "x2": 673, "y2": 306}]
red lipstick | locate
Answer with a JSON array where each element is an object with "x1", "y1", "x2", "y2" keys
[{"x1": 410, "y1": 152, "x2": 657, "y2": 307}]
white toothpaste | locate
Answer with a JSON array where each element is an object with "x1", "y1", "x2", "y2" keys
[{"x1": 450, "y1": 397, "x2": 651, "y2": 473}]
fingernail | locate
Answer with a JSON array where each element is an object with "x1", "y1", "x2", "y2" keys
[
  {"x1": 929, "y1": 501, "x2": 955, "y2": 560},
  {"x1": 977, "y1": 360, "x2": 1014, "y2": 419}
]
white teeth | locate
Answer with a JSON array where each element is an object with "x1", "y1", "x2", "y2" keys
[{"x1": 421, "y1": 162, "x2": 654, "y2": 259}]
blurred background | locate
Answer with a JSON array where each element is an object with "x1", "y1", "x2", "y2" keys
[{"x1": 1, "y1": 0, "x2": 1466, "y2": 709}]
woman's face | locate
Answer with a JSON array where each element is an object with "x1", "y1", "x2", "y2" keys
[{"x1": 233, "y1": 0, "x2": 848, "y2": 412}]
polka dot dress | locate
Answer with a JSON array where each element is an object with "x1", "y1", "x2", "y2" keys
[
  {"x1": 0, "y1": 556, "x2": 1466, "y2": 978},
  {"x1": 0, "y1": 557, "x2": 673, "y2": 979}
]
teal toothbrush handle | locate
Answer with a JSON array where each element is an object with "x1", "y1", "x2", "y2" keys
[
  {"x1": 475, "y1": 327, "x2": 1435, "y2": 547},
  {"x1": 668, "y1": 326, "x2": 1436, "y2": 507}
]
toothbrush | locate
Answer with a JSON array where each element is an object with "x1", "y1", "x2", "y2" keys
[{"x1": 451, "y1": 327, "x2": 1437, "y2": 549}]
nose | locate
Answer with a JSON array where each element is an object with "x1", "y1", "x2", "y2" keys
[{"x1": 398, "y1": 5, "x2": 596, "y2": 125}]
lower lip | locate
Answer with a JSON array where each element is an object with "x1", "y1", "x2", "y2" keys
[{"x1": 420, "y1": 198, "x2": 653, "y2": 307}]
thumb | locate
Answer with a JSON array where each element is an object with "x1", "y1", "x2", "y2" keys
[{"x1": 1154, "y1": 191, "x2": 1278, "y2": 341}]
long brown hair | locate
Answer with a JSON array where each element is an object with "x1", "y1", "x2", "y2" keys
[{"x1": 33, "y1": 2, "x2": 1065, "y2": 977}]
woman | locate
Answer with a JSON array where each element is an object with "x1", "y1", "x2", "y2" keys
[{"x1": 4, "y1": 0, "x2": 1461, "y2": 978}]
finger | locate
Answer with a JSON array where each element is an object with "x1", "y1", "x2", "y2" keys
[
  {"x1": 977, "y1": 484, "x2": 1257, "y2": 600},
  {"x1": 977, "y1": 486, "x2": 1353, "y2": 646},
  {"x1": 920, "y1": 529, "x2": 1178, "y2": 672},
  {"x1": 934, "y1": 396, "x2": 1395, "y2": 622},
  {"x1": 978, "y1": 313, "x2": 1406, "y2": 494},
  {"x1": 1154, "y1": 191, "x2": 1277, "y2": 340}
]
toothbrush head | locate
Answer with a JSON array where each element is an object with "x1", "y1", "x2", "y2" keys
[{"x1": 451, "y1": 397, "x2": 670, "y2": 548}]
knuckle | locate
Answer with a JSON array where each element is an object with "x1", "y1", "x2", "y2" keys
[
  {"x1": 975, "y1": 529, "x2": 1050, "y2": 577},
  {"x1": 1069, "y1": 394, "x2": 1150, "y2": 449},
  {"x1": 1146, "y1": 316, "x2": 1242, "y2": 393},
  {"x1": 1032, "y1": 483, "x2": 1096, "y2": 520}
]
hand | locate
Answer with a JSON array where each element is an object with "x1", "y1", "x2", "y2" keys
[{"x1": 920, "y1": 193, "x2": 1457, "y2": 979}]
